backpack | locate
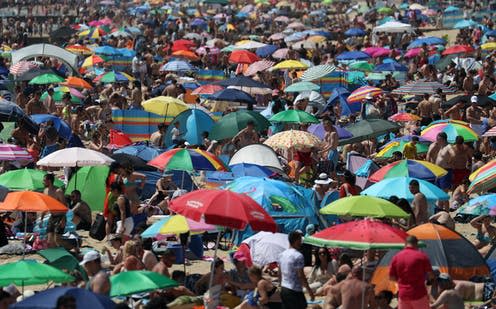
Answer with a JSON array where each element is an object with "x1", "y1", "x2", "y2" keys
[{"x1": 89, "y1": 213, "x2": 106, "y2": 241}]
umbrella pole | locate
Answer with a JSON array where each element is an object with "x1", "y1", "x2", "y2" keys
[
  {"x1": 22, "y1": 211, "x2": 27, "y2": 259},
  {"x1": 361, "y1": 251, "x2": 366, "y2": 309},
  {"x1": 207, "y1": 230, "x2": 222, "y2": 290}
]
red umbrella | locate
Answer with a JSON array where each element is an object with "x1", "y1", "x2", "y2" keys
[
  {"x1": 229, "y1": 50, "x2": 260, "y2": 64},
  {"x1": 172, "y1": 39, "x2": 196, "y2": 52},
  {"x1": 304, "y1": 219, "x2": 409, "y2": 249},
  {"x1": 191, "y1": 84, "x2": 224, "y2": 95},
  {"x1": 442, "y1": 45, "x2": 474, "y2": 55},
  {"x1": 169, "y1": 189, "x2": 276, "y2": 232},
  {"x1": 108, "y1": 129, "x2": 132, "y2": 149}
]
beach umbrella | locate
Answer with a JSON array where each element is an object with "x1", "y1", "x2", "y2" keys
[
  {"x1": 229, "y1": 145, "x2": 283, "y2": 171},
  {"x1": 242, "y1": 232, "x2": 289, "y2": 266},
  {"x1": 81, "y1": 55, "x2": 105, "y2": 68},
  {"x1": 361, "y1": 177, "x2": 449, "y2": 202},
  {"x1": 111, "y1": 153, "x2": 154, "y2": 171},
  {"x1": 9, "y1": 61, "x2": 39, "y2": 76},
  {"x1": 407, "y1": 37, "x2": 446, "y2": 49},
  {"x1": 457, "y1": 194, "x2": 496, "y2": 216},
  {"x1": 421, "y1": 122, "x2": 479, "y2": 143},
  {"x1": 66, "y1": 166, "x2": 108, "y2": 212},
  {"x1": 300, "y1": 64, "x2": 336, "y2": 81},
  {"x1": 272, "y1": 60, "x2": 308, "y2": 70},
  {"x1": 107, "y1": 129, "x2": 132, "y2": 149},
  {"x1": 347, "y1": 86, "x2": 382, "y2": 103},
  {"x1": 307, "y1": 123, "x2": 353, "y2": 140},
  {"x1": 191, "y1": 84, "x2": 223, "y2": 95},
  {"x1": 284, "y1": 81, "x2": 320, "y2": 92},
  {"x1": 482, "y1": 126, "x2": 496, "y2": 137},
  {"x1": 115, "y1": 145, "x2": 160, "y2": 162},
  {"x1": 345, "y1": 28, "x2": 366, "y2": 37},
  {"x1": 209, "y1": 110, "x2": 270, "y2": 140},
  {"x1": 369, "y1": 160, "x2": 447, "y2": 182},
  {"x1": 142, "y1": 96, "x2": 189, "y2": 118},
  {"x1": 65, "y1": 44, "x2": 92, "y2": 55},
  {"x1": 0, "y1": 260, "x2": 73, "y2": 286},
  {"x1": 229, "y1": 50, "x2": 260, "y2": 64},
  {"x1": 304, "y1": 219, "x2": 408, "y2": 249},
  {"x1": 216, "y1": 75, "x2": 272, "y2": 95},
  {"x1": 349, "y1": 61, "x2": 375, "y2": 72},
  {"x1": 442, "y1": 45, "x2": 474, "y2": 55},
  {"x1": 0, "y1": 144, "x2": 32, "y2": 161},
  {"x1": 336, "y1": 51, "x2": 370, "y2": 61},
  {"x1": 107, "y1": 30, "x2": 132, "y2": 38},
  {"x1": 110, "y1": 271, "x2": 178, "y2": 297},
  {"x1": 160, "y1": 60, "x2": 197, "y2": 72},
  {"x1": 470, "y1": 160, "x2": 496, "y2": 182},
  {"x1": 141, "y1": 215, "x2": 216, "y2": 238},
  {"x1": 50, "y1": 86, "x2": 84, "y2": 98},
  {"x1": 37, "y1": 147, "x2": 114, "y2": 167},
  {"x1": 269, "y1": 110, "x2": 319, "y2": 124},
  {"x1": 31, "y1": 114, "x2": 72, "y2": 140},
  {"x1": 0, "y1": 191, "x2": 67, "y2": 212},
  {"x1": 11, "y1": 287, "x2": 114, "y2": 309},
  {"x1": 62, "y1": 76, "x2": 93, "y2": 89},
  {"x1": 481, "y1": 42, "x2": 496, "y2": 50},
  {"x1": 235, "y1": 40, "x2": 267, "y2": 49},
  {"x1": 229, "y1": 163, "x2": 274, "y2": 178},
  {"x1": 392, "y1": 80, "x2": 455, "y2": 95},
  {"x1": 244, "y1": 60, "x2": 275, "y2": 76},
  {"x1": 339, "y1": 119, "x2": 400, "y2": 145},
  {"x1": 374, "y1": 62, "x2": 407, "y2": 72},
  {"x1": 376, "y1": 140, "x2": 429, "y2": 158},
  {"x1": 321, "y1": 195, "x2": 409, "y2": 218},
  {"x1": 171, "y1": 50, "x2": 200, "y2": 61},
  {"x1": 264, "y1": 130, "x2": 321, "y2": 150},
  {"x1": 93, "y1": 71, "x2": 135, "y2": 83},
  {"x1": 0, "y1": 168, "x2": 63, "y2": 191},
  {"x1": 295, "y1": 91, "x2": 326, "y2": 106},
  {"x1": 467, "y1": 160, "x2": 496, "y2": 193},
  {"x1": 453, "y1": 19, "x2": 479, "y2": 29},
  {"x1": 28, "y1": 73, "x2": 65, "y2": 85},
  {"x1": 148, "y1": 148, "x2": 228, "y2": 172},
  {"x1": 209, "y1": 88, "x2": 257, "y2": 105},
  {"x1": 40, "y1": 91, "x2": 81, "y2": 105},
  {"x1": 0, "y1": 99, "x2": 39, "y2": 134},
  {"x1": 256, "y1": 44, "x2": 278, "y2": 57},
  {"x1": 377, "y1": 7, "x2": 393, "y2": 15},
  {"x1": 163, "y1": 109, "x2": 214, "y2": 147},
  {"x1": 388, "y1": 112, "x2": 421, "y2": 122}
]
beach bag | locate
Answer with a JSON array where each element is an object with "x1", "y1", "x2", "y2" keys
[{"x1": 89, "y1": 214, "x2": 106, "y2": 241}]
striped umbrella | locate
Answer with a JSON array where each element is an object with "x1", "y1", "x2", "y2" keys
[
  {"x1": 421, "y1": 123, "x2": 479, "y2": 143},
  {"x1": 0, "y1": 144, "x2": 32, "y2": 161},
  {"x1": 9, "y1": 61, "x2": 39, "y2": 76},
  {"x1": 467, "y1": 160, "x2": 496, "y2": 193},
  {"x1": 483, "y1": 126, "x2": 496, "y2": 137},
  {"x1": 81, "y1": 55, "x2": 105, "y2": 68},
  {"x1": 244, "y1": 60, "x2": 274, "y2": 76},
  {"x1": 369, "y1": 159, "x2": 447, "y2": 182},
  {"x1": 65, "y1": 44, "x2": 92, "y2": 55},
  {"x1": 347, "y1": 86, "x2": 382, "y2": 103},
  {"x1": 392, "y1": 80, "x2": 455, "y2": 95},
  {"x1": 457, "y1": 194, "x2": 496, "y2": 216},
  {"x1": 301, "y1": 64, "x2": 335, "y2": 81},
  {"x1": 264, "y1": 130, "x2": 321, "y2": 150},
  {"x1": 160, "y1": 60, "x2": 197, "y2": 72},
  {"x1": 272, "y1": 48, "x2": 289, "y2": 59},
  {"x1": 284, "y1": 81, "x2": 320, "y2": 92},
  {"x1": 375, "y1": 140, "x2": 429, "y2": 158},
  {"x1": 147, "y1": 148, "x2": 229, "y2": 172},
  {"x1": 470, "y1": 160, "x2": 496, "y2": 181},
  {"x1": 93, "y1": 71, "x2": 135, "y2": 83}
]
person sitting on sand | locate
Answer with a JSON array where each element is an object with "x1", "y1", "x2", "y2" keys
[
  {"x1": 235, "y1": 266, "x2": 281, "y2": 309},
  {"x1": 470, "y1": 215, "x2": 496, "y2": 256},
  {"x1": 430, "y1": 273, "x2": 464, "y2": 309}
]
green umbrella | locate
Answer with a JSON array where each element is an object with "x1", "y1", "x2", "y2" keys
[
  {"x1": 339, "y1": 119, "x2": 401, "y2": 145},
  {"x1": 40, "y1": 91, "x2": 82, "y2": 104},
  {"x1": 210, "y1": 110, "x2": 271, "y2": 140},
  {"x1": 320, "y1": 195, "x2": 410, "y2": 218},
  {"x1": 110, "y1": 271, "x2": 178, "y2": 297},
  {"x1": 38, "y1": 247, "x2": 88, "y2": 281},
  {"x1": 0, "y1": 168, "x2": 64, "y2": 191},
  {"x1": 366, "y1": 72, "x2": 386, "y2": 80},
  {"x1": 349, "y1": 61, "x2": 375, "y2": 72},
  {"x1": 284, "y1": 81, "x2": 320, "y2": 93},
  {"x1": 0, "y1": 260, "x2": 74, "y2": 286},
  {"x1": 221, "y1": 45, "x2": 237, "y2": 52},
  {"x1": 269, "y1": 110, "x2": 319, "y2": 124},
  {"x1": 66, "y1": 166, "x2": 109, "y2": 211},
  {"x1": 28, "y1": 73, "x2": 65, "y2": 85},
  {"x1": 377, "y1": 7, "x2": 394, "y2": 15}
]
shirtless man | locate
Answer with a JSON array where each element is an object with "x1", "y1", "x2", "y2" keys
[
  {"x1": 43, "y1": 173, "x2": 67, "y2": 248},
  {"x1": 320, "y1": 119, "x2": 339, "y2": 177},
  {"x1": 466, "y1": 96, "x2": 486, "y2": 136},
  {"x1": 443, "y1": 102, "x2": 464, "y2": 120},
  {"x1": 152, "y1": 249, "x2": 176, "y2": 277},
  {"x1": 43, "y1": 88, "x2": 56, "y2": 114},
  {"x1": 409, "y1": 179, "x2": 428, "y2": 225},
  {"x1": 26, "y1": 91, "x2": 47, "y2": 115},
  {"x1": 232, "y1": 121, "x2": 259, "y2": 149},
  {"x1": 417, "y1": 94, "x2": 433, "y2": 124},
  {"x1": 452, "y1": 279, "x2": 495, "y2": 302},
  {"x1": 451, "y1": 136, "x2": 472, "y2": 187},
  {"x1": 462, "y1": 70, "x2": 475, "y2": 93},
  {"x1": 325, "y1": 266, "x2": 375, "y2": 309},
  {"x1": 427, "y1": 133, "x2": 453, "y2": 196},
  {"x1": 431, "y1": 274, "x2": 464, "y2": 309}
]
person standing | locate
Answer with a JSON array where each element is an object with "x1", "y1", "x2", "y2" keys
[
  {"x1": 320, "y1": 119, "x2": 339, "y2": 177},
  {"x1": 409, "y1": 180, "x2": 428, "y2": 225},
  {"x1": 389, "y1": 236, "x2": 433, "y2": 309},
  {"x1": 402, "y1": 136, "x2": 418, "y2": 160},
  {"x1": 279, "y1": 231, "x2": 314, "y2": 309}
]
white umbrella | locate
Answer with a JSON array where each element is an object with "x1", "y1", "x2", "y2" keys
[
  {"x1": 295, "y1": 91, "x2": 326, "y2": 106},
  {"x1": 235, "y1": 40, "x2": 267, "y2": 49},
  {"x1": 36, "y1": 147, "x2": 114, "y2": 167},
  {"x1": 243, "y1": 232, "x2": 289, "y2": 266},
  {"x1": 229, "y1": 144, "x2": 283, "y2": 171},
  {"x1": 372, "y1": 21, "x2": 413, "y2": 33}
]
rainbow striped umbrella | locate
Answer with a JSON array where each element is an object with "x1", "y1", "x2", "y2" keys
[
  {"x1": 347, "y1": 86, "x2": 382, "y2": 103},
  {"x1": 81, "y1": 55, "x2": 105, "y2": 68},
  {"x1": 147, "y1": 148, "x2": 229, "y2": 172},
  {"x1": 93, "y1": 71, "x2": 135, "y2": 83},
  {"x1": 376, "y1": 140, "x2": 429, "y2": 158},
  {"x1": 392, "y1": 80, "x2": 455, "y2": 95},
  {"x1": 470, "y1": 160, "x2": 496, "y2": 181},
  {"x1": 421, "y1": 123, "x2": 479, "y2": 143},
  {"x1": 264, "y1": 130, "x2": 321, "y2": 150},
  {"x1": 65, "y1": 44, "x2": 92, "y2": 55},
  {"x1": 468, "y1": 160, "x2": 496, "y2": 193},
  {"x1": 369, "y1": 159, "x2": 447, "y2": 182}
]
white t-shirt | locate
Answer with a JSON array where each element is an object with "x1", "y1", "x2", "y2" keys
[
  {"x1": 279, "y1": 248, "x2": 304, "y2": 291},
  {"x1": 171, "y1": 127, "x2": 181, "y2": 140}
]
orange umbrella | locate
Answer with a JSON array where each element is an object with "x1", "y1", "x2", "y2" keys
[
  {"x1": 171, "y1": 50, "x2": 200, "y2": 61},
  {"x1": 0, "y1": 191, "x2": 68, "y2": 212},
  {"x1": 62, "y1": 76, "x2": 93, "y2": 89}
]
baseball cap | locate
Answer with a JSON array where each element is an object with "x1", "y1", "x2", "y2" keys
[
  {"x1": 79, "y1": 250, "x2": 100, "y2": 266},
  {"x1": 471, "y1": 95, "x2": 478, "y2": 103}
]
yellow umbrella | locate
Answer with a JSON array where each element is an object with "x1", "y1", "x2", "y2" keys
[
  {"x1": 481, "y1": 42, "x2": 496, "y2": 50},
  {"x1": 264, "y1": 130, "x2": 321, "y2": 150},
  {"x1": 273, "y1": 60, "x2": 309, "y2": 70},
  {"x1": 141, "y1": 96, "x2": 190, "y2": 118},
  {"x1": 307, "y1": 35, "x2": 327, "y2": 43}
]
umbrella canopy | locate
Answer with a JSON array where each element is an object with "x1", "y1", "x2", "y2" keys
[
  {"x1": 229, "y1": 144, "x2": 283, "y2": 172},
  {"x1": 65, "y1": 44, "x2": 92, "y2": 55},
  {"x1": 307, "y1": 123, "x2": 353, "y2": 140},
  {"x1": 336, "y1": 51, "x2": 370, "y2": 61},
  {"x1": 0, "y1": 168, "x2": 64, "y2": 191},
  {"x1": 339, "y1": 119, "x2": 400, "y2": 145},
  {"x1": 110, "y1": 271, "x2": 178, "y2": 297},
  {"x1": 31, "y1": 114, "x2": 72, "y2": 140},
  {"x1": 11, "y1": 287, "x2": 114, "y2": 309},
  {"x1": 114, "y1": 145, "x2": 160, "y2": 162},
  {"x1": 148, "y1": 148, "x2": 228, "y2": 172},
  {"x1": 421, "y1": 123, "x2": 479, "y2": 143},
  {"x1": 141, "y1": 96, "x2": 189, "y2": 117},
  {"x1": 457, "y1": 194, "x2": 496, "y2": 216},
  {"x1": 388, "y1": 112, "x2": 422, "y2": 122},
  {"x1": 244, "y1": 60, "x2": 275, "y2": 76},
  {"x1": 369, "y1": 160, "x2": 447, "y2": 182},
  {"x1": 0, "y1": 260, "x2": 73, "y2": 286},
  {"x1": 349, "y1": 61, "x2": 375, "y2": 72},
  {"x1": 191, "y1": 84, "x2": 224, "y2": 95},
  {"x1": 9, "y1": 61, "x2": 39, "y2": 76},
  {"x1": 264, "y1": 130, "x2": 321, "y2": 150},
  {"x1": 284, "y1": 81, "x2": 320, "y2": 92},
  {"x1": 170, "y1": 189, "x2": 277, "y2": 231},
  {"x1": 454, "y1": 19, "x2": 479, "y2": 29},
  {"x1": 141, "y1": 215, "x2": 216, "y2": 238},
  {"x1": 28, "y1": 73, "x2": 65, "y2": 85},
  {"x1": 36, "y1": 147, "x2": 114, "y2": 167},
  {"x1": 81, "y1": 55, "x2": 105, "y2": 68},
  {"x1": 65, "y1": 166, "x2": 109, "y2": 211},
  {"x1": 108, "y1": 129, "x2": 132, "y2": 149},
  {"x1": 63, "y1": 76, "x2": 93, "y2": 89},
  {"x1": 408, "y1": 37, "x2": 446, "y2": 49},
  {"x1": 0, "y1": 144, "x2": 33, "y2": 161},
  {"x1": 218, "y1": 76, "x2": 272, "y2": 95},
  {"x1": 376, "y1": 140, "x2": 429, "y2": 158},
  {"x1": 160, "y1": 60, "x2": 197, "y2": 72},
  {"x1": 209, "y1": 88, "x2": 256, "y2": 105},
  {"x1": 229, "y1": 50, "x2": 260, "y2": 64},
  {"x1": 93, "y1": 71, "x2": 134, "y2": 83},
  {"x1": 111, "y1": 153, "x2": 154, "y2": 171},
  {"x1": 469, "y1": 160, "x2": 496, "y2": 181},
  {"x1": 229, "y1": 163, "x2": 274, "y2": 178},
  {"x1": 345, "y1": 28, "x2": 366, "y2": 37},
  {"x1": 171, "y1": 50, "x2": 200, "y2": 61},
  {"x1": 40, "y1": 90, "x2": 82, "y2": 105},
  {"x1": 468, "y1": 167, "x2": 496, "y2": 194},
  {"x1": 361, "y1": 177, "x2": 449, "y2": 202},
  {"x1": 210, "y1": 110, "x2": 271, "y2": 140},
  {"x1": 320, "y1": 196, "x2": 409, "y2": 218},
  {"x1": 38, "y1": 248, "x2": 82, "y2": 275},
  {"x1": 272, "y1": 60, "x2": 308, "y2": 70},
  {"x1": 0, "y1": 191, "x2": 68, "y2": 212},
  {"x1": 304, "y1": 219, "x2": 409, "y2": 249},
  {"x1": 164, "y1": 109, "x2": 214, "y2": 147},
  {"x1": 442, "y1": 45, "x2": 474, "y2": 55},
  {"x1": 347, "y1": 86, "x2": 383, "y2": 103},
  {"x1": 242, "y1": 232, "x2": 289, "y2": 266},
  {"x1": 392, "y1": 80, "x2": 455, "y2": 95},
  {"x1": 301, "y1": 64, "x2": 336, "y2": 81},
  {"x1": 374, "y1": 62, "x2": 408, "y2": 72},
  {"x1": 269, "y1": 110, "x2": 319, "y2": 124}
]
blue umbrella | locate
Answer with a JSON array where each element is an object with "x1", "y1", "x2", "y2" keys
[
  {"x1": 236, "y1": 12, "x2": 249, "y2": 19},
  {"x1": 284, "y1": 32, "x2": 305, "y2": 42},
  {"x1": 303, "y1": 29, "x2": 333, "y2": 38},
  {"x1": 444, "y1": 5, "x2": 460, "y2": 12},
  {"x1": 31, "y1": 114, "x2": 72, "y2": 140},
  {"x1": 216, "y1": 75, "x2": 271, "y2": 89},
  {"x1": 386, "y1": 135, "x2": 431, "y2": 144},
  {"x1": 229, "y1": 163, "x2": 274, "y2": 178},
  {"x1": 336, "y1": 51, "x2": 370, "y2": 61},
  {"x1": 160, "y1": 60, "x2": 197, "y2": 72},
  {"x1": 361, "y1": 177, "x2": 449, "y2": 202},
  {"x1": 457, "y1": 194, "x2": 496, "y2": 216},
  {"x1": 93, "y1": 45, "x2": 118, "y2": 55},
  {"x1": 115, "y1": 144, "x2": 161, "y2": 161},
  {"x1": 68, "y1": 134, "x2": 85, "y2": 148},
  {"x1": 208, "y1": 88, "x2": 256, "y2": 105},
  {"x1": 324, "y1": 87, "x2": 359, "y2": 116},
  {"x1": 307, "y1": 123, "x2": 353, "y2": 140},
  {"x1": 163, "y1": 109, "x2": 214, "y2": 147},
  {"x1": 454, "y1": 20, "x2": 479, "y2": 29},
  {"x1": 256, "y1": 45, "x2": 278, "y2": 57},
  {"x1": 374, "y1": 62, "x2": 408, "y2": 72},
  {"x1": 191, "y1": 18, "x2": 207, "y2": 28},
  {"x1": 345, "y1": 28, "x2": 366, "y2": 37},
  {"x1": 407, "y1": 37, "x2": 446, "y2": 49},
  {"x1": 11, "y1": 287, "x2": 115, "y2": 309},
  {"x1": 486, "y1": 30, "x2": 496, "y2": 37}
]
